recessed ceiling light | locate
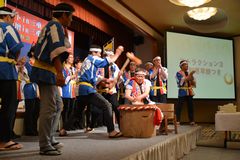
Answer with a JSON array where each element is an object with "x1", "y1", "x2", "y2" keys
[{"x1": 169, "y1": 0, "x2": 211, "y2": 7}]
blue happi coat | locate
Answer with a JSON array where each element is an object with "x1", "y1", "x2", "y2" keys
[
  {"x1": 78, "y1": 55, "x2": 110, "y2": 95},
  {"x1": 0, "y1": 20, "x2": 23, "y2": 80},
  {"x1": 30, "y1": 19, "x2": 69, "y2": 85}
]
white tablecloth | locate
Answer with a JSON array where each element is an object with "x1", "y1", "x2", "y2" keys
[{"x1": 215, "y1": 112, "x2": 240, "y2": 131}]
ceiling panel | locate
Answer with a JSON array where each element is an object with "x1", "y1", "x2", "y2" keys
[{"x1": 120, "y1": 0, "x2": 240, "y2": 38}]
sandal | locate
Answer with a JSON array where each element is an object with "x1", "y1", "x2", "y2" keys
[
  {"x1": 109, "y1": 132, "x2": 123, "y2": 138},
  {"x1": 0, "y1": 142, "x2": 23, "y2": 151},
  {"x1": 40, "y1": 148, "x2": 61, "y2": 156},
  {"x1": 59, "y1": 129, "x2": 68, "y2": 137}
]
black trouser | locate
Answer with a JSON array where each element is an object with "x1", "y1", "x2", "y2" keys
[
  {"x1": 118, "y1": 97, "x2": 125, "y2": 105},
  {"x1": 118, "y1": 86, "x2": 125, "y2": 105},
  {"x1": 0, "y1": 80, "x2": 18, "y2": 142},
  {"x1": 150, "y1": 94, "x2": 167, "y2": 103},
  {"x1": 62, "y1": 98, "x2": 75, "y2": 127},
  {"x1": 65, "y1": 93, "x2": 114, "y2": 133},
  {"x1": 85, "y1": 105, "x2": 102, "y2": 128},
  {"x1": 24, "y1": 98, "x2": 40, "y2": 135},
  {"x1": 176, "y1": 96, "x2": 194, "y2": 122},
  {"x1": 71, "y1": 99, "x2": 84, "y2": 129},
  {"x1": 10, "y1": 100, "x2": 19, "y2": 139},
  {"x1": 102, "y1": 93, "x2": 120, "y2": 128}
]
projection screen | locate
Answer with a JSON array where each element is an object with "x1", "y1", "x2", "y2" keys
[{"x1": 166, "y1": 31, "x2": 235, "y2": 99}]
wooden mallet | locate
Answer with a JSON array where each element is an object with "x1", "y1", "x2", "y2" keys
[{"x1": 120, "y1": 52, "x2": 142, "y2": 73}]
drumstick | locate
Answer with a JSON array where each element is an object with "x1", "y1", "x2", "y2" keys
[
  {"x1": 120, "y1": 58, "x2": 130, "y2": 73},
  {"x1": 118, "y1": 52, "x2": 142, "y2": 80},
  {"x1": 115, "y1": 52, "x2": 143, "y2": 85},
  {"x1": 126, "y1": 52, "x2": 142, "y2": 65}
]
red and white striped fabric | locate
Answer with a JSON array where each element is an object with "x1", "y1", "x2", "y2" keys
[{"x1": 118, "y1": 104, "x2": 164, "y2": 125}]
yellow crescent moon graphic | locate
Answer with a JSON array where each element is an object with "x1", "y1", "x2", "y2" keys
[{"x1": 224, "y1": 73, "x2": 233, "y2": 85}]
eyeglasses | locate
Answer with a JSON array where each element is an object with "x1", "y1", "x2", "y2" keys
[{"x1": 135, "y1": 75, "x2": 145, "y2": 78}]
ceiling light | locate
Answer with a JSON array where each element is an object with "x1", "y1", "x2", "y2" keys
[
  {"x1": 169, "y1": 0, "x2": 211, "y2": 7},
  {"x1": 187, "y1": 7, "x2": 217, "y2": 21}
]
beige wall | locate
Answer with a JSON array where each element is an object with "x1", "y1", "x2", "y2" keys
[
  {"x1": 134, "y1": 34, "x2": 164, "y2": 67},
  {"x1": 134, "y1": 36, "x2": 155, "y2": 65}
]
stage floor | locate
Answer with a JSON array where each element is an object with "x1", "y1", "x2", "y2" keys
[{"x1": 0, "y1": 125, "x2": 201, "y2": 160}]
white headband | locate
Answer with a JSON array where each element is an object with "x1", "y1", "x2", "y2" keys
[
  {"x1": 153, "y1": 56, "x2": 161, "y2": 61},
  {"x1": 179, "y1": 61, "x2": 188, "y2": 67},
  {"x1": 89, "y1": 48, "x2": 102, "y2": 53},
  {"x1": 135, "y1": 71, "x2": 146, "y2": 75},
  {"x1": 0, "y1": 10, "x2": 16, "y2": 17}
]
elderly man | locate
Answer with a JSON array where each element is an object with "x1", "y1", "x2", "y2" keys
[
  {"x1": 30, "y1": 3, "x2": 75, "y2": 155},
  {"x1": 125, "y1": 68, "x2": 152, "y2": 105}
]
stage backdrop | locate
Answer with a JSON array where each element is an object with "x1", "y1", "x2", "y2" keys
[
  {"x1": 166, "y1": 31, "x2": 235, "y2": 99},
  {"x1": 8, "y1": 4, "x2": 74, "y2": 59}
]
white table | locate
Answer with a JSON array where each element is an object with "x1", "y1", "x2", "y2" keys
[{"x1": 215, "y1": 112, "x2": 240, "y2": 147}]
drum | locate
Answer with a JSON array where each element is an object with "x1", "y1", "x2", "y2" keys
[{"x1": 119, "y1": 104, "x2": 160, "y2": 138}]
